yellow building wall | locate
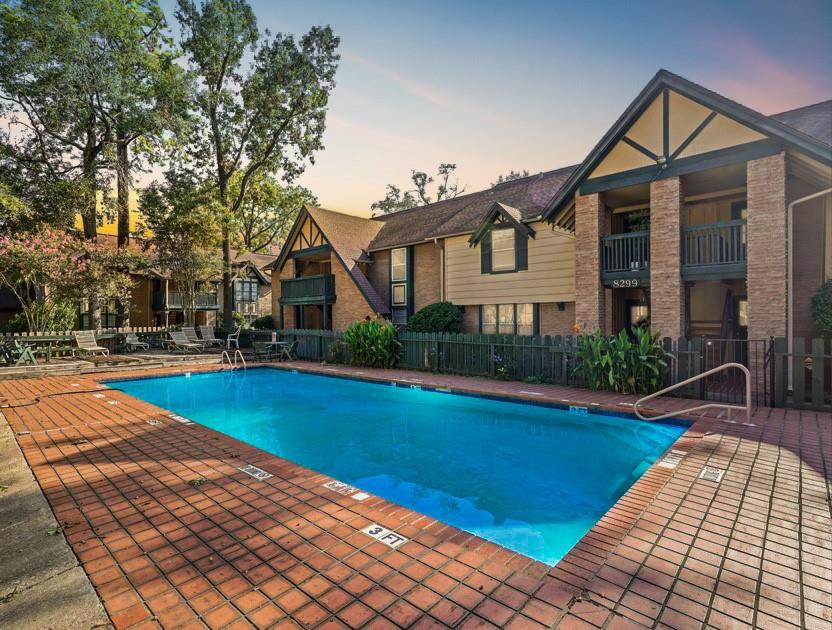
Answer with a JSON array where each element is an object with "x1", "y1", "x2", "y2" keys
[
  {"x1": 73, "y1": 190, "x2": 152, "y2": 237},
  {"x1": 445, "y1": 222, "x2": 575, "y2": 305}
]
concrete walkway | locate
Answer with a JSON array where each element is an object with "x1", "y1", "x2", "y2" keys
[{"x1": 0, "y1": 411, "x2": 109, "y2": 629}]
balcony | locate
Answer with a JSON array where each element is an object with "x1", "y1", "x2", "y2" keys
[
  {"x1": 683, "y1": 219, "x2": 746, "y2": 279},
  {"x1": 601, "y1": 231, "x2": 650, "y2": 285},
  {"x1": 152, "y1": 290, "x2": 219, "y2": 310},
  {"x1": 280, "y1": 274, "x2": 336, "y2": 305}
]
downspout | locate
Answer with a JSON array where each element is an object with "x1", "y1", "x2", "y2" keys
[{"x1": 787, "y1": 187, "x2": 832, "y2": 388}]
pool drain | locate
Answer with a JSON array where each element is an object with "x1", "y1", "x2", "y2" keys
[{"x1": 699, "y1": 466, "x2": 725, "y2": 482}]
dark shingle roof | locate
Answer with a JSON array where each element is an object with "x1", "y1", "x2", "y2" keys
[
  {"x1": 367, "y1": 165, "x2": 576, "y2": 251},
  {"x1": 771, "y1": 100, "x2": 832, "y2": 147}
]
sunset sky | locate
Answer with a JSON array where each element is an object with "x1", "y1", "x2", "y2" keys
[{"x1": 159, "y1": 0, "x2": 832, "y2": 216}]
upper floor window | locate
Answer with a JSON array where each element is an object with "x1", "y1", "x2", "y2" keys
[
  {"x1": 234, "y1": 279, "x2": 258, "y2": 303},
  {"x1": 391, "y1": 247, "x2": 407, "y2": 282},
  {"x1": 491, "y1": 228, "x2": 516, "y2": 272}
]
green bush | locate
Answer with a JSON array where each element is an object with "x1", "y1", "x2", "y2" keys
[
  {"x1": 811, "y1": 281, "x2": 832, "y2": 338},
  {"x1": 573, "y1": 327, "x2": 670, "y2": 395},
  {"x1": 231, "y1": 311, "x2": 246, "y2": 328},
  {"x1": 251, "y1": 314, "x2": 274, "y2": 330},
  {"x1": 406, "y1": 301, "x2": 463, "y2": 333},
  {"x1": 1, "y1": 300, "x2": 76, "y2": 333},
  {"x1": 343, "y1": 317, "x2": 401, "y2": 368}
]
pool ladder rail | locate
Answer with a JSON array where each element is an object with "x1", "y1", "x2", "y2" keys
[
  {"x1": 220, "y1": 349, "x2": 247, "y2": 371},
  {"x1": 633, "y1": 362, "x2": 751, "y2": 423}
]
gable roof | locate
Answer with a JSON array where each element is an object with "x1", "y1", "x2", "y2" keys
[
  {"x1": 468, "y1": 202, "x2": 536, "y2": 246},
  {"x1": 367, "y1": 165, "x2": 575, "y2": 251},
  {"x1": 771, "y1": 100, "x2": 832, "y2": 147},
  {"x1": 273, "y1": 205, "x2": 389, "y2": 314},
  {"x1": 542, "y1": 69, "x2": 832, "y2": 225}
]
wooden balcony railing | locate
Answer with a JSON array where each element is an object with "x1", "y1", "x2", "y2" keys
[
  {"x1": 601, "y1": 231, "x2": 650, "y2": 278},
  {"x1": 683, "y1": 219, "x2": 747, "y2": 276},
  {"x1": 152, "y1": 290, "x2": 219, "y2": 310},
  {"x1": 280, "y1": 274, "x2": 336, "y2": 304}
]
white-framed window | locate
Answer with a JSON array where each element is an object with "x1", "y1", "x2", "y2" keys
[
  {"x1": 517, "y1": 304, "x2": 534, "y2": 336},
  {"x1": 481, "y1": 303, "x2": 535, "y2": 335},
  {"x1": 391, "y1": 283, "x2": 407, "y2": 306},
  {"x1": 391, "y1": 247, "x2": 407, "y2": 282},
  {"x1": 481, "y1": 304, "x2": 497, "y2": 334},
  {"x1": 491, "y1": 228, "x2": 515, "y2": 272}
]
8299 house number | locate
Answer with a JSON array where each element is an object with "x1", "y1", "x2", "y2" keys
[{"x1": 612, "y1": 279, "x2": 640, "y2": 288}]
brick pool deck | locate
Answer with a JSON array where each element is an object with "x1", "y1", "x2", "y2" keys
[{"x1": 0, "y1": 362, "x2": 829, "y2": 629}]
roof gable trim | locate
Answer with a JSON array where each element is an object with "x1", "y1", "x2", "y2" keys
[{"x1": 468, "y1": 203, "x2": 536, "y2": 246}]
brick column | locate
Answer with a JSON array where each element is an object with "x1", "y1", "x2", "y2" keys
[
  {"x1": 747, "y1": 152, "x2": 787, "y2": 341},
  {"x1": 575, "y1": 192, "x2": 606, "y2": 333},
  {"x1": 650, "y1": 176, "x2": 685, "y2": 340}
]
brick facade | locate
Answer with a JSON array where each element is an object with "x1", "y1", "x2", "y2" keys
[
  {"x1": 747, "y1": 153, "x2": 787, "y2": 340},
  {"x1": 649, "y1": 176, "x2": 685, "y2": 339},
  {"x1": 575, "y1": 192, "x2": 606, "y2": 332},
  {"x1": 412, "y1": 242, "x2": 442, "y2": 311},
  {"x1": 539, "y1": 302, "x2": 575, "y2": 336},
  {"x1": 367, "y1": 249, "x2": 390, "y2": 307},
  {"x1": 273, "y1": 260, "x2": 295, "y2": 329},
  {"x1": 330, "y1": 253, "x2": 377, "y2": 331}
]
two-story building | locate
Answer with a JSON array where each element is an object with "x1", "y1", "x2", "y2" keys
[{"x1": 271, "y1": 70, "x2": 831, "y2": 352}]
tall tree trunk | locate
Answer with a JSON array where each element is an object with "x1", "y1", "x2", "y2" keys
[
  {"x1": 116, "y1": 135, "x2": 130, "y2": 327},
  {"x1": 82, "y1": 127, "x2": 100, "y2": 330}
]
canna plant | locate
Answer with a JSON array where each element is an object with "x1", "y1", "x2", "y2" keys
[
  {"x1": 573, "y1": 326, "x2": 670, "y2": 395},
  {"x1": 342, "y1": 317, "x2": 401, "y2": 368}
]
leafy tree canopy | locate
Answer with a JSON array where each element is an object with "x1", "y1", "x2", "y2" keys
[{"x1": 372, "y1": 163, "x2": 465, "y2": 215}]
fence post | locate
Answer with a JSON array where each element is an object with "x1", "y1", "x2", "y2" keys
[{"x1": 773, "y1": 337, "x2": 787, "y2": 407}]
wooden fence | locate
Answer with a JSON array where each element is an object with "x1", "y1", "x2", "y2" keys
[{"x1": 773, "y1": 337, "x2": 832, "y2": 411}]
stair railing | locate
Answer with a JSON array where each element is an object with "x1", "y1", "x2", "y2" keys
[{"x1": 634, "y1": 362, "x2": 751, "y2": 423}]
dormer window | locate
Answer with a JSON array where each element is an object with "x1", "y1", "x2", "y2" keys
[{"x1": 491, "y1": 228, "x2": 516, "y2": 272}]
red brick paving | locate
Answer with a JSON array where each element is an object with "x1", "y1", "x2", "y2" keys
[{"x1": 0, "y1": 362, "x2": 830, "y2": 629}]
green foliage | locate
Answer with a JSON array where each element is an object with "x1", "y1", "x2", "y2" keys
[
  {"x1": 231, "y1": 171, "x2": 316, "y2": 254},
  {"x1": 811, "y1": 281, "x2": 832, "y2": 338},
  {"x1": 342, "y1": 317, "x2": 400, "y2": 368},
  {"x1": 573, "y1": 327, "x2": 670, "y2": 395},
  {"x1": 2, "y1": 301, "x2": 77, "y2": 333},
  {"x1": 250, "y1": 314, "x2": 274, "y2": 330},
  {"x1": 406, "y1": 302, "x2": 463, "y2": 333},
  {"x1": 231, "y1": 311, "x2": 246, "y2": 328}
]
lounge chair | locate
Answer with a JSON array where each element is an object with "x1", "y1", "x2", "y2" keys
[
  {"x1": 198, "y1": 326, "x2": 225, "y2": 347},
  {"x1": 182, "y1": 326, "x2": 206, "y2": 350},
  {"x1": 124, "y1": 332, "x2": 149, "y2": 352},
  {"x1": 167, "y1": 330, "x2": 202, "y2": 353},
  {"x1": 0, "y1": 339, "x2": 38, "y2": 366},
  {"x1": 226, "y1": 327, "x2": 241, "y2": 349},
  {"x1": 73, "y1": 331, "x2": 109, "y2": 357}
]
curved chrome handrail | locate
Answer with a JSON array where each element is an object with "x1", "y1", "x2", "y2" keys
[
  {"x1": 634, "y1": 362, "x2": 751, "y2": 423},
  {"x1": 220, "y1": 350, "x2": 233, "y2": 370},
  {"x1": 234, "y1": 349, "x2": 246, "y2": 370}
]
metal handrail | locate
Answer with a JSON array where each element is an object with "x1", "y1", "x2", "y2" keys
[
  {"x1": 234, "y1": 349, "x2": 246, "y2": 370},
  {"x1": 220, "y1": 349, "x2": 247, "y2": 370},
  {"x1": 220, "y1": 350, "x2": 233, "y2": 370},
  {"x1": 634, "y1": 362, "x2": 751, "y2": 423}
]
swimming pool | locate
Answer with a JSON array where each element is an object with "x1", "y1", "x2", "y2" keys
[{"x1": 114, "y1": 368, "x2": 686, "y2": 565}]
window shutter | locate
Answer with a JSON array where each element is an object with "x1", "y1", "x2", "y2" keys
[
  {"x1": 516, "y1": 231, "x2": 528, "y2": 271},
  {"x1": 480, "y1": 230, "x2": 492, "y2": 274}
]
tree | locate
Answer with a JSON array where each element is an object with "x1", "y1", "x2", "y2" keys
[
  {"x1": 230, "y1": 171, "x2": 316, "y2": 253},
  {"x1": 0, "y1": 229, "x2": 138, "y2": 333},
  {"x1": 371, "y1": 163, "x2": 465, "y2": 215},
  {"x1": 140, "y1": 173, "x2": 222, "y2": 326},
  {"x1": 175, "y1": 0, "x2": 339, "y2": 328},
  {"x1": 491, "y1": 169, "x2": 529, "y2": 187}
]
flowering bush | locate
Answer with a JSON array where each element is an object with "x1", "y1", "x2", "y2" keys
[{"x1": 0, "y1": 229, "x2": 140, "y2": 332}]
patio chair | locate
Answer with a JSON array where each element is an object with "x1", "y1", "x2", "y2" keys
[
  {"x1": 252, "y1": 341, "x2": 274, "y2": 362},
  {"x1": 226, "y1": 327, "x2": 241, "y2": 349},
  {"x1": 182, "y1": 326, "x2": 206, "y2": 350},
  {"x1": 279, "y1": 340, "x2": 298, "y2": 361},
  {"x1": 198, "y1": 325, "x2": 225, "y2": 348},
  {"x1": 73, "y1": 331, "x2": 109, "y2": 357},
  {"x1": 0, "y1": 339, "x2": 38, "y2": 366},
  {"x1": 167, "y1": 330, "x2": 202, "y2": 354},
  {"x1": 124, "y1": 332, "x2": 149, "y2": 352}
]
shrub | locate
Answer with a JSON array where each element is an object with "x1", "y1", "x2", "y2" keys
[
  {"x1": 573, "y1": 327, "x2": 670, "y2": 395},
  {"x1": 1, "y1": 300, "x2": 76, "y2": 333},
  {"x1": 343, "y1": 317, "x2": 400, "y2": 368},
  {"x1": 251, "y1": 314, "x2": 274, "y2": 330},
  {"x1": 811, "y1": 281, "x2": 832, "y2": 338},
  {"x1": 231, "y1": 311, "x2": 246, "y2": 328},
  {"x1": 406, "y1": 301, "x2": 463, "y2": 333}
]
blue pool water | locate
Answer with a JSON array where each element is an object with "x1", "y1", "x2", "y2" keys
[{"x1": 114, "y1": 369, "x2": 686, "y2": 564}]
